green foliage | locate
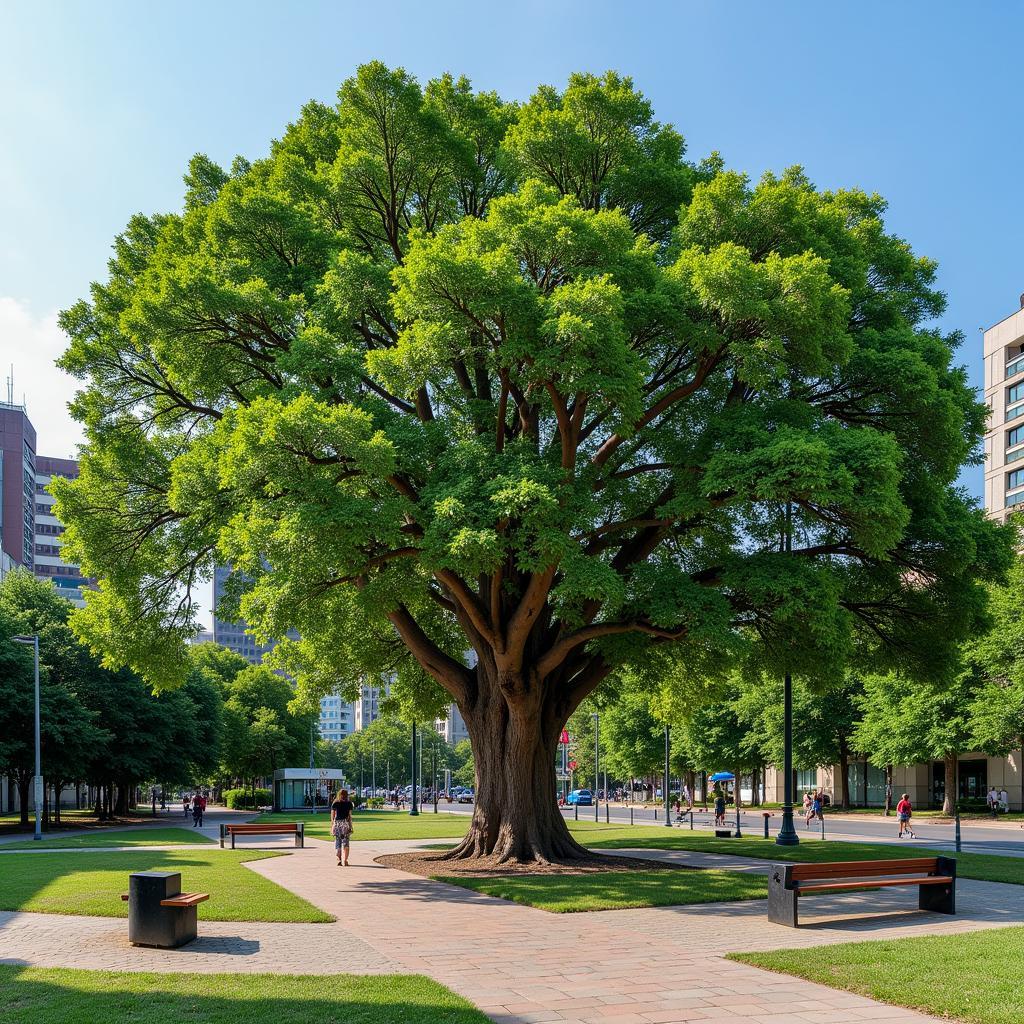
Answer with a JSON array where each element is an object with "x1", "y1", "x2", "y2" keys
[
  {"x1": 54, "y1": 64, "x2": 1011, "y2": 804},
  {"x1": 223, "y1": 787, "x2": 272, "y2": 809}
]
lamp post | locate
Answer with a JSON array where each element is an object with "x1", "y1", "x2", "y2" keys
[
  {"x1": 591, "y1": 712, "x2": 600, "y2": 822},
  {"x1": 409, "y1": 720, "x2": 419, "y2": 816},
  {"x1": 776, "y1": 501, "x2": 800, "y2": 846},
  {"x1": 11, "y1": 634, "x2": 42, "y2": 841},
  {"x1": 371, "y1": 739, "x2": 376, "y2": 800},
  {"x1": 664, "y1": 725, "x2": 672, "y2": 827}
]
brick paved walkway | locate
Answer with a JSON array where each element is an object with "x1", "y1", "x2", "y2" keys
[{"x1": 6, "y1": 834, "x2": 1020, "y2": 1022}]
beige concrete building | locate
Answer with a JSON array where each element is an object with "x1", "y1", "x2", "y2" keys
[{"x1": 983, "y1": 298, "x2": 1024, "y2": 519}]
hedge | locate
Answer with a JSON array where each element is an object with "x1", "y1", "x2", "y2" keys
[{"x1": 224, "y1": 787, "x2": 272, "y2": 809}]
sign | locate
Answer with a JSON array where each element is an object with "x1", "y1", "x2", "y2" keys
[
  {"x1": 560, "y1": 730, "x2": 570, "y2": 745},
  {"x1": 567, "y1": 760, "x2": 578, "y2": 771}
]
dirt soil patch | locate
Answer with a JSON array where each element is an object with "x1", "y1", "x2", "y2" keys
[{"x1": 376, "y1": 849, "x2": 694, "y2": 877}]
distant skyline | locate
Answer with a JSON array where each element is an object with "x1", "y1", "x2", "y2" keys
[{"x1": 2, "y1": 1, "x2": 1021, "y2": 501}]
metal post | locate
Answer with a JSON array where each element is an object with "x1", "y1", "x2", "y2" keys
[
  {"x1": 820, "y1": 813, "x2": 825, "y2": 840},
  {"x1": 735, "y1": 796, "x2": 743, "y2": 838},
  {"x1": 955, "y1": 809, "x2": 962, "y2": 853},
  {"x1": 371, "y1": 740, "x2": 376, "y2": 801},
  {"x1": 689, "y1": 810, "x2": 694, "y2": 830},
  {"x1": 664, "y1": 725, "x2": 672, "y2": 827},
  {"x1": 592, "y1": 712, "x2": 600, "y2": 823},
  {"x1": 776, "y1": 505, "x2": 800, "y2": 847},
  {"x1": 432, "y1": 740, "x2": 438, "y2": 814},
  {"x1": 630, "y1": 806, "x2": 634, "y2": 826},
  {"x1": 574, "y1": 803, "x2": 578, "y2": 821},
  {"x1": 409, "y1": 721, "x2": 419, "y2": 815}
]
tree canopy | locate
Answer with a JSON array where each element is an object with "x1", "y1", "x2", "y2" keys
[{"x1": 54, "y1": 63, "x2": 1012, "y2": 860}]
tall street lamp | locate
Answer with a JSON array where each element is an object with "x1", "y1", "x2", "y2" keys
[
  {"x1": 409, "y1": 720, "x2": 419, "y2": 816},
  {"x1": 776, "y1": 501, "x2": 800, "y2": 846},
  {"x1": 371, "y1": 739, "x2": 376, "y2": 799},
  {"x1": 12, "y1": 634, "x2": 42, "y2": 841},
  {"x1": 663, "y1": 725, "x2": 672, "y2": 827},
  {"x1": 591, "y1": 712, "x2": 600, "y2": 823}
]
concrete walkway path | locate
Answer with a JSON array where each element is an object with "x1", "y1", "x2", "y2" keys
[{"x1": 6, "y1": 834, "x2": 1018, "y2": 1022}]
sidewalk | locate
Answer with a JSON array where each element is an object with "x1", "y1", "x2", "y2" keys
[{"x1": 7, "y1": 833, "x2": 1018, "y2": 1021}]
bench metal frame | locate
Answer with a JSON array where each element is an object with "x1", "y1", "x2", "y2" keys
[
  {"x1": 768, "y1": 856, "x2": 956, "y2": 927},
  {"x1": 219, "y1": 822, "x2": 305, "y2": 848}
]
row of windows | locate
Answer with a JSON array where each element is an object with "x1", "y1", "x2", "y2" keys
[
  {"x1": 1010, "y1": 382, "x2": 1024, "y2": 406},
  {"x1": 35, "y1": 564, "x2": 84, "y2": 577},
  {"x1": 1009, "y1": 469, "x2": 1024, "y2": 492},
  {"x1": 1009, "y1": 353, "x2": 1024, "y2": 379},
  {"x1": 34, "y1": 543, "x2": 63, "y2": 556},
  {"x1": 36, "y1": 523, "x2": 64, "y2": 536}
]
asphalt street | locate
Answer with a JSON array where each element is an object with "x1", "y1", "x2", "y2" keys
[{"x1": 438, "y1": 799, "x2": 1024, "y2": 857}]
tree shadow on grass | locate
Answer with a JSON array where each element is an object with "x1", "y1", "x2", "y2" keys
[{"x1": 0, "y1": 964, "x2": 489, "y2": 1024}]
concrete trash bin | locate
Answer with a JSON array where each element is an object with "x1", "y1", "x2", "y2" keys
[{"x1": 125, "y1": 871, "x2": 197, "y2": 948}]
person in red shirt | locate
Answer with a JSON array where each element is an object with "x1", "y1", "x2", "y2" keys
[{"x1": 896, "y1": 793, "x2": 916, "y2": 839}]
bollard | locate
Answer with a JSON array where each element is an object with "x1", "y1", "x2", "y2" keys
[
  {"x1": 605, "y1": 802, "x2": 609, "y2": 823},
  {"x1": 735, "y1": 804, "x2": 742, "y2": 839},
  {"x1": 820, "y1": 815, "x2": 826, "y2": 840},
  {"x1": 630, "y1": 806, "x2": 634, "y2": 826},
  {"x1": 654, "y1": 807, "x2": 657, "y2": 820},
  {"x1": 689, "y1": 810, "x2": 694, "y2": 830},
  {"x1": 762, "y1": 812, "x2": 770, "y2": 839},
  {"x1": 955, "y1": 810, "x2": 962, "y2": 853},
  {"x1": 574, "y1": 803, "x2": 578, "y2": 821}
]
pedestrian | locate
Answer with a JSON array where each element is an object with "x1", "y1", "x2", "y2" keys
[
  {"x1": 199, "y1": 793, "x2": 207, "y2": 824},
  {"x1": 714, "y1": 790, "x2": 726, "y2": 826},
  {"x1": 811, "y1": 790, "x2": 823, "y2": 825},
  {"x1": 682, "y1": 782, "x2": 692, "y2": 811},
  {"x1": 331, "y1": 787, "x2": 354, "y2": 866},
  {"x1": 999, "y1": 788, "x2": 1010, "y2": 814},
  {"x1": 191, "y1": 794, "x2": 202, "y2": 828},
  {"x1": 803, "y1": 791, "x2": 813, "y2": 826},
  {"x1": 183, "y1": 795, "x2": 190, "y2": 818},
  {"x1": 987, "y1": 786, "x2": 998, "y2": 817},
  {"x1": 896, "y1": 792, "x2": 915, "y2": 838}
]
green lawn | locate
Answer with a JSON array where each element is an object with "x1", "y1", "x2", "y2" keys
[
  {"x1": 435, "y1": 868, "x2": 766, "y2": 912},
  {"x1": 1, "y1": 827, "x2": 214, "y2": 849},
  {"x1": 0, "y1": 850, "x2": 331, "y2": 923},
  {"x1": 0, "y1": 965, "x2": 488, "y2": 1024},
  {"x1": 254, "y1": 810, "x2": 476, "y2": 841},
  {"x1": 731, "y1": 925, "x2": 1024, "y2": 1024},
  {"x1": 577, "y1": 825, "x2": 1024, "y2": 885}
]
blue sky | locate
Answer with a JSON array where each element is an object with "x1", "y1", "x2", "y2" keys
[{"x1": 1, "y1": 0, "x2": 1019, "y2": 504}]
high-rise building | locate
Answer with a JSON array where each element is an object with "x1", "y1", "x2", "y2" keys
[
  {"x1": 353, "y1": 681, "x2": 390, "y2": 730},
  {"x1": 0, "y1": 398, "x2": 36, "y2": 574},
  {"x1": 33, "y1": 456, "x2": 93, "y2": 607},
  {"x1": 435, "y1": 704, "x2": 469, "y2": 746},
  {"x1": 984, "y1": 297, "x2": 1024, "y2": 520},
  {"x1": 318, "y1": 694, "x2": 354, "y2": 744},
  {"x1": 212, "y1": 564, "x2": 278, "y2": 664}
]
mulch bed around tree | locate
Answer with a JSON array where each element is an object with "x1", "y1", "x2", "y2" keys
[{"x1": 375, "y1": 849, "x2": 694, "y2": 877}]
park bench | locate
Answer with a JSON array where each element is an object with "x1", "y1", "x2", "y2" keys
[
  {"x1": 768, "y1": 856, "x2": 956, "y2": 927},
  {"x1": 219, "y1": 821, "x2": 305, "y2": 848}
]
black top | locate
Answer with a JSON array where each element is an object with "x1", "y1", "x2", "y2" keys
[{"x1": 331, "y1": 799, "x2": 353, "y2": 819}]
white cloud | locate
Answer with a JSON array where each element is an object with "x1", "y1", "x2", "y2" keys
[{"x1": 0, "y1": 296, "x2": 85, "y2": 459}]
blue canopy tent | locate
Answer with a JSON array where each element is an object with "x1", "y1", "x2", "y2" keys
[{"x1": 708, "y1": 772, "x2": 734, "y2": 782}]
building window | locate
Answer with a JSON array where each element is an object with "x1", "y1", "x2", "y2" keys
[
  {"x1": 1009, "y1": 426, "x2": 1024, "y2": 448},
  {"x1": 1009, "y1": 470, "x2": 1024, "y2": 492}
]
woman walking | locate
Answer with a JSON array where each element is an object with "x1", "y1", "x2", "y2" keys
[
  {"x1": 331, "y1": 788, "x2": 354, "y2": 866},
  {"x1": 896, "y1": 792, "x2": 915, "y2": 839}
]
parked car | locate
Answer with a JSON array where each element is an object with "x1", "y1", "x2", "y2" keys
[
  {"x1": 567, "y1": 789, "x2": 593, "y2": 806},
  {"x1": 457, "y1": 788, "x2": 474, "y2": 803}
]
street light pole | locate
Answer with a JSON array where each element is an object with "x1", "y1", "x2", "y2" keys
[
  {"x1": 409, "y1": 720, "x2": 419, "y2": 815},
  {"x1": 776, "y1": 501, "x2": 800, "y2": 847},
  {"x1": 12, "y1": 634, "x2": 42, "y2": 841},
  {"x1": 591, "y1": 712, "x2": 600, "y2": 823},
  {"x1": 371, "y1": 740, "x2": 376, "y2": 800},
  {"x1": 664, "y1": 725, "x2": 672, "y2": 827}
]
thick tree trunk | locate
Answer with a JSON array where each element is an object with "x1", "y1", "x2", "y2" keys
[
  {"x1": 443, "y1": 675, "x2": 589, "y2": 864},
  {"x1": 942, "y1": 752, "x2": 958, "y2": 815},
  {"x1": 838, "y1": 754, "x2": 850, "y2": 810}
]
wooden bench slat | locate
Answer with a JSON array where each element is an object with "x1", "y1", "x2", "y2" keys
[
  {"x1": 160, "y1": 892, "x2": 210, "y2": 908},
  {"x1": 796, "y1": 876, "x2": 953, "y2": 895},
  {"x1": 226, "y1": 824, "x2": 299, "y2": 833},
  {"x1": 790, "y1": 858, "x2": 938, "y2": 881}
]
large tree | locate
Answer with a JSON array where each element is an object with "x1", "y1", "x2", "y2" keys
[{"x1": 55, "y1": 64, "x2": 1011, "y2": 862}]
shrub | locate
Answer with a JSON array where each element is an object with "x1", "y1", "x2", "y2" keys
[
  {"x1": 366, "y1": 797, "x2": 385, "y2": 809},
  {"x1": 224, "y1": 787, "x2": 272, "y2": 809}
]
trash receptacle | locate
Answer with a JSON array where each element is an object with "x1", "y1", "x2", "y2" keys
[{"x1": 124, "y1": 871, "x2": 197, "y2": 948}]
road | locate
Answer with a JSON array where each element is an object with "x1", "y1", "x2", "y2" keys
[{"x1": 435, "y1": 799, "x2": 1024, "y2": 857}]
